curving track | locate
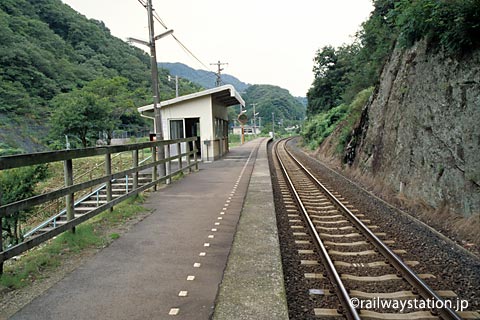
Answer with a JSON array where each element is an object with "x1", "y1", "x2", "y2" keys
[{"x1": 271, "y1": 138, "x2": 477, "y2": 320}]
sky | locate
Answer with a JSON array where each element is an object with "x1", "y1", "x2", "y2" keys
[{"x1": 61, "y1": 0, "x2": 374, "y2": 97}]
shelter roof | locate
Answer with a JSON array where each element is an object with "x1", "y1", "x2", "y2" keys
[{"x1": 138, "y1": 84, "x2": 245, "y2": 113}]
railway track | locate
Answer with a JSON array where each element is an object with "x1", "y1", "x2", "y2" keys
[{"x1": 272, "y1": 138, "x2": 478, "y2": 319}]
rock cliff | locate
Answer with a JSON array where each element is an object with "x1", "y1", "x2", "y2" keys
[{"x1": 348, "y1": 40, "x2": 479, "y2": 217}]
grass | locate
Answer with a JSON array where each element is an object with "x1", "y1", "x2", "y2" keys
[
  {"x1": 0, "y1": 224, "x2": 103, "y2": 289},
  {"x1": 1, "y1": 143, "x2": 188, "y2": 291},
  {"x1": 172, "y1": 171, "x2": 184, "y2": 181},
  {"x1": 0, "y1": 196, "x2": 147, "y2": 290},
  {"x1": 28, "y1": 148, "x2": 152, "y2": 227},
  {"x1": 228, "y1": 133, "x2": 258, "y2": 148},
  {"x1": 109, "y1": 233, "x2": 120, "y2": 240}
]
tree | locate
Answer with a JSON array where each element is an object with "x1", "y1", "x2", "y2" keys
[
  {"x1": 49, "y1": 88, "x2": 107, "y2": 148},
  {"x1": 81, "y1": 77, "x2": 137, "y2": 144},
  {"x1": 242, "y1": 84, "x2": 305, "y2": 128},
  {"x1": 48, "y1": 76, "x2": 145, "y2": 148},
  {"x1": 307, "y1": 45, "x2": 356, "y2": 116},
  {"x1": 1, "y1": 165, "x2": 48, "y2": 247}
]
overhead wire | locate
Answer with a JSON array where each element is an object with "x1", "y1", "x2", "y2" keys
[
  {"x1": 149, "y1": 5, "x2": 214, "y2": 72},
  {"x1": 135, "y1": 1, "x2": 216, "y2": 78},
  {"x1": 158, "y1": 62, "x2": 217, "y2": 86}
]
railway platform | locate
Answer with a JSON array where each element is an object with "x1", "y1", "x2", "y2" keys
[{"x1": 10, "y1": 138, "x2": 288, "y2": 320}]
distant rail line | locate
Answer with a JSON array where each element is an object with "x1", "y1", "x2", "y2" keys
[{"x1": 272, "y1": 138, "x2": 471, "y2": 319}]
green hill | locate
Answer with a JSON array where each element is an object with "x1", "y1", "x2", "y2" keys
[
  {"x1": 159, "y1": 62, "x2": 250, "y2": 93},
  {"x1": 0, "y1": 0, "x2": 201, "y2": 152},
  {"x1": 159, "y1": 62, "x2": 306, "y2": 130},
  {"x1": 237, "y1": 84, "x2": 305, "y2": 130}
]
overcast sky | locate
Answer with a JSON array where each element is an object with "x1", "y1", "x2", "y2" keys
[{"x1": 62, "y1": 0, "x2": 374, "y2": 97}]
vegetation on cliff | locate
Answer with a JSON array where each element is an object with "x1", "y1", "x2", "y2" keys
[
  {"x1": 304, "y1": 0, "x2": 480, "y2": 149},
  {"x1": 303, "y1": 87, "x2": 372, "y2": 151}
]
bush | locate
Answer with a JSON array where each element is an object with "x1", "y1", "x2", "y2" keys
[
  {"x1": 395, "y1": 0, "x2": 480, "y2": 55},
  {"x1": 302, "y1": 87, "x2": 373, "y2": 151},
  {"x1": 336, "y1": 87, "x2": 373, "y2": 153},
  {"x1": 1, "y1": 164, "x2": 49, "y2": 247},
  {"x1": 302, "y1": 104, "x2": 349, "y2": 150}
]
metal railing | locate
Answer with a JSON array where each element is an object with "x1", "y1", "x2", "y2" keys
[{"x1": 0, "y1": 137, "x2": 199, "y2": 273}]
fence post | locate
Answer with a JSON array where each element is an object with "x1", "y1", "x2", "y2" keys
[
  {"x1": 105, "y1": 152, "x2": 113, "y2": 212},
  {"x1": 219, "y1": 139, "x2": 222, "y2": 158},
  {"x1": 133, "y1": 149, "x2": 139, "y2": 191},
  {"x1": 64, "y1": 159, "x2": 75, "y2": 233},
  {"x1": 177, "y1": 142, "x2": 182, "y2": 171},
  {"x1": 186, "y1": 140, "x2": 192, "y2": 173},
  {"x1": 152, "y1": 144, "x2": 158, "y2": 191},
  {"x1": 165, "y1": 143, "x2": 171, "y2": 185},
  {"x1": 193, "y1": 140, "x2": 198, "y2": 171}
]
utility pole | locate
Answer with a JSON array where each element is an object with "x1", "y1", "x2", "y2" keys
[
  {"x1": 168, "y1": 75, "x2": 179, "y2": 97},
  {"x1": 251, "y1": 103, "x2": 258, "y2": 137},
  {"x1": 175, "y1": 75, "x2": 179, "y2": 97},
  {"x1": 272, "y1": 112, "x2": 275, "y2": 140},
  {"x1": 128, "y1": 1, "x2": 173, "y2": 179},
  {"x1": 146, "y1": 0, "x2": 166, "y2": 177},
  {"x1": 210, "y1": 60, "x2": 228, "y2": 87}
]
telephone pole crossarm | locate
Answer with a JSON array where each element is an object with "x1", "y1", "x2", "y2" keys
[{"x1": 210, "y1": 60, "x2": 228, "y2": 87}]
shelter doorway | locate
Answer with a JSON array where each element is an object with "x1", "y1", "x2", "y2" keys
[{"x1": 185, "y1": 117, "x2": 201, "y2": 156}]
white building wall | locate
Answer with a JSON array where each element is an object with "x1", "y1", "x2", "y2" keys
[
  {"x1": 138, "y1": 85, "x2": 244, "y2": 162},
  {"x1": 160, "y1": 95, "x2": 214, "y2": 161},
  {"x1": 211, "y1": 99, "x2": 229, "y2": 160},
  {"x1": 161, "y1": 95, "x2": 211, "y2": 140}
]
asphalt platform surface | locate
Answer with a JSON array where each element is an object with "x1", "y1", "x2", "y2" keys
[{"x1": 11, "y1": 138, "x2": 287, "y2": 320}]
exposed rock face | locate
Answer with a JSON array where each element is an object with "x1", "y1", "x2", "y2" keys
[{"x1": 351, "y1": 40, "x2": 480, "y2": 217}]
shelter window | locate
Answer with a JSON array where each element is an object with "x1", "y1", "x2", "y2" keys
[
  {"x1": 215, "y1": 118, "x2": 222, "y2": 138},
  {"x1": 170, "y1": 120, "x2": 184, "y2": 139}
]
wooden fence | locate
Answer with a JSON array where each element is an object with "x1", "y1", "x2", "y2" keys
[{"x1": 0, "y1": 137, "x2": 199, "y2": 273}]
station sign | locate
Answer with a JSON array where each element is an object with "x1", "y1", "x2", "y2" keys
[{"x1": 238, "y1": 113, "x2": 248, "y2": 125}]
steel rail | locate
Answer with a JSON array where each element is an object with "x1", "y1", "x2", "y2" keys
[
  {"x1": 274, "y1": 139, "x2": 361, "y2": 320},
  {"x1": 282, "y1": 138, "x2": 462, "y2": 320}
]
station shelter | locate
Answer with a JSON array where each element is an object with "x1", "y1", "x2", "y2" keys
[{"x1": 138, "y1": 85, "x2": 245, "y2": 162}]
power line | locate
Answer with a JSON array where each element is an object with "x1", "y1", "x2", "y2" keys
[
  {"x1": 152, "y1": 13, "x2": 210, "y2": 70},
  {"x1": 144, "y1": 3, "x2": 213, "y2": 71},
  {"x1": 159, "y1": 62, "x2": 217, "y2": 87},
  {"x1": 152, "y1": 10, "x2": 168, "y2": 29},
  {"x1": 172, "y1": 35, "x2": 212, "y2": 70},
  {"x1": 135, "y1": 1, "x2": 215, "y2": 81}
]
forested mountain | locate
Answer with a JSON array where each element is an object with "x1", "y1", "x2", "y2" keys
[
  {"x1": 160, "y1": 62, "x2": 306, "y2": 130},
  {"x1": 159, "y1": 62, "x2": 250, "y2": 93},
  {"x1": 241, "y1": 84, "x2": 305, "y2": 127},
  {"x1": 0, "y1": 0, "x2": 201, "y2": 152}
]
